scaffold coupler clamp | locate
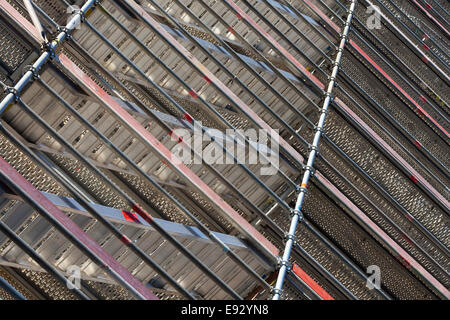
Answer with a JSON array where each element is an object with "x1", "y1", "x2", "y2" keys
[
  {"x1": 284, "y1": 231, "x2": 299, "y2": 248},
  {"x1": 308, "y1": 144, "x2": 320, "y2": 155},
  {"x1": 333, "y1": 60, "x2": 341, "y2": 68},
  {"x1": 4, "y1": 86, "x2": 18, "y2": 102},
  {"x1": 303, "y1": 165, "x2": 315, "y2": 177},
  {"x1": 270, "y1": 287, "x2": 285, "y2": 299},
  {"x1": 295, "y1": 183, "x2": 307, "y2": 194},
  {"x1": 290, "y1": 208, "x2": 303, "y2": 222},
  {"x1": 324, "y1": 91, "x2": 335, "y2": 101},
  {"x1": 318, "y1": 106, "x2": 330, "y2": 116},
  {"x1": 42, "y1": 40, "x2": 56, "y2": 59},
  {"x1": 57, "y1": 25, "x2": 73, "y2": 41},
  {"x1": 25, "y1": 65, "x2": 40, "y2": 80}
]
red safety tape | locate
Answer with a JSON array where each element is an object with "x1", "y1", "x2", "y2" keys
[
  {"x1": 227, "y1": 26, "x2": 236, "y2": 34},
  {"x1": 413, "y1": 140, "x2": 422, "y2": 149},
  {"x1": 203, "y1": 75, "x2": 211, "y2": 83},
  {"x1": 404, "y1": 213, "x2": 414, "y2": 222},
  {"x1": 161, "y1": 160, "x2": 171, "y2": 168},
  {"x1": 122, "y1": 210, "x2": 141, "y2": 224},
  {"x1": 425, "y1": 3, "x2": 432, "y2": 10},
  {"x1": 132, "y1": 204, "x2": 154, "y2": 224},
  {"x1": 419, "y1": 95, "x2": 427, "y2": 103},
  {"x1": 416, "y1": 108, "x2": 425, "y2": 116},
  {"x1": 188, "y1": 89, "x2": 198, "y2": 99},
  {"x1": 422, "y1": 56, "x2": 429, "y2": 63},
  {"x1": 291, "y1": 263, "x2": 334, "y2": 300},
  {"x1": 120, "y1": 235, "x2": 132, "y2": 245},
  {"x1": 410, "y1": 175, "x2": 419, "y2": 184},
  {"x1": 423, "y1": 44, "x2": 430, "y2": 51},
  {"x1": 183, "y1": 113, "x2": 194, "y2": 123}
]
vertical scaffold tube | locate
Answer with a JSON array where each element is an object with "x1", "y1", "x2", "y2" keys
[
  {"x1": 272, "y1": 0, "x2": 358, "y2": 300},
  {"x1": 0, "y1": 0, "x2": 96, "y2": 115}
]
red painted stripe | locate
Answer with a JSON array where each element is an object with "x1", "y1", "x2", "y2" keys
[
  {"x1": 123, "y1": 0, "x2": 308, "y2": 172},
  {"x1": 417, "y1": 108, "x2": 425, "y2": 116},
  {"x1": 122, "y1": 210, "x2": 141, "y2": 223},
  {"x1": 93, "y1": 1, "x2": 448, "y2": 297},
  {"x1": 292, "y1": 263, "x2": 334, "y2": 300},
  {"x1": 225, "y1": 0, "x2": 325, "y2": 90},
  {"x1": 0, "y1": 1, "x2": 42, "y2": 44},
  {"x1": 227, "y1": 26, "x2": 236, "y2": 34},
  {"x1": 169, "y1": 130, "x2": 183, "y2": 143},
  {"x1": 131, "y1": 204, "x2": 153, "y2": 222},
  {"x1": 336, "y1": 97, "x2": 449, "y2": 210},
  {"x1": 316, "y1": 171, "x2": 449, "y2": 298},
  {"x1": 58, "y1": 52, "x2": 279, "y2": 259},
  {"x1": 397, "y1": 255, "x2": 412, "y2": 269},
  {"x1": 302, "y1": 0, "x2": 341, "y2": 33},
  {"x1": 404, "y1": 213, "x2": 414, "y2": 222},
  {"x1": 120, "y1": 235, "x2": 132, "y2": 245},
  {"x1": 350, "y1": 40, "x2": 449, "y2": 138},
  {"x1": 183, "y1": 113, "x2": 193, "y2": 123},
  {"x1": 0, "y1": 156, "x2": 158, "y2": 300},
  {"x1": 301, "y1": 0, "x2": 448, "y2": 136},
  {"x1": 411, "y1": 0, "x2": 450, "y2": 36},
  {"x1": 413, "y1": 140, "x2": 422, "y2": 148},
  {"x1": 188, "y1": 89, "x2": 198, "y2": 99},
  {"x1": 410, "y1": 175, "x2": 419, "y2": 184}
]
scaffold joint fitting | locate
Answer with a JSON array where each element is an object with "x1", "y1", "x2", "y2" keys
[
  {"x1": 278, "y1": 259, "x2": 292, "y2": 272},
  {"x1": 5, "y1": 87, "x2": 18, "y2": 101},
  {"x1": 271, "y1": 287, "x2": 284, "y2": 298},
  {"x1": 25, "y1": 66, "x2": 40, "y2": 80},
  {"x1": 304, "y1": 165, "x2": 315, "y2": 176},
  {"x1": 308, "y1": 144, "x2": 320, "y2": 154},
  {"x1": 290, "y1": 208, "x2": 303, "y2": 218}
]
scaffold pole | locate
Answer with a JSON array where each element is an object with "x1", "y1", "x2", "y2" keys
[{"x1": 272, "y1": 0, "x2": 358, "y2": 300}]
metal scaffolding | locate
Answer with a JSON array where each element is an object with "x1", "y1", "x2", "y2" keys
[{"x1": 0, "y1": 0, "x2": 448, "y2": 300}]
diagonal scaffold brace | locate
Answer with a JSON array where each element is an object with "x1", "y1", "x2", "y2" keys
[{"x1": 272, "y1": 0, "x2": 358, "y2": 300}]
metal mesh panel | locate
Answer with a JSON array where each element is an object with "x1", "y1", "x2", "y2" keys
[
  {"x1": 300, "y1": 184, "x2": 436, "y2": 300},
  {"x1": 0, "y1": 267, "x2": 34, "y2": 300},
  {"x1": 0, "y1": 19, "x2": 33, "y2": 74}
]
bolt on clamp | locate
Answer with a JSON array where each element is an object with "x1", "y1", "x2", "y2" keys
[
  {"x1": 57, "y1": 26, "x2": 73, "y2": 40},
  {"x1": 41, "y1": 41, "x2": 56, "y2": 58},
  {"x1": 324, "y1": 91, "x2": 335, "y2": 100},
  {"x1": 304, "y1": 165, "x2": 315, "y2": 176},
  {"x1": 308, "y1": 144, "x2": 320, "y2": 154},
  {"x1": 318, "y1": 108, "x2": 330, "y2": 115},
  {"x1": 270, "y1": 287, "x2": 284, "y2": 298},
  {"x1": 285, "y1": 233, "x2": 298, "y2": 246},
  {"x1": 290, "y1": 209, "x2": 303, "y2": 220},
  {"x1": 25, "y1": 65, "x2": 40, "y2": 80},
  {"x1": 5, "y1": 87, "x2": 18, "y2": 101},
  {"x1": 314, "y1": 125, "x2": 324, "y2": 133}
]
